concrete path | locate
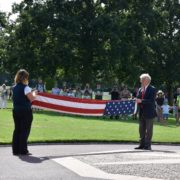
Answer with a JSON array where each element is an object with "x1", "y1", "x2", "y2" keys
[{"x1": 1, "y1": 143, "x2": 180, "y2": 180}]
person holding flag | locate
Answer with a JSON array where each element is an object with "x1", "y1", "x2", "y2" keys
[
  {"x1": 12, "y1": 69, "x2": 37, "y2": 155},
  {"x1": 176, "y1": 88, "x2": 180, "y2": 126},
  {"x1": 135, "y1": 73, "x2": 157, "y2": 150}
]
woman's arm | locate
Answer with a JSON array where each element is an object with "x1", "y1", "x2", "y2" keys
[
  {"x1": 24, "y1": 86, "x2": 37, "y2": 102},
  {"x1": 26, "y1": 91, "x2": 36, "y2": 102}
]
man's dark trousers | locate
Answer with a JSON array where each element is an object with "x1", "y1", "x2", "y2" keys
[
  {"x1": 139, "y1": 114, "x2": 154, "y2": 148},
  {"x1": 136, "y1": 85, "x2": 156, "y2": 149}
]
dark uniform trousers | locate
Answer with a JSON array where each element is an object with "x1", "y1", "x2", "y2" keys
[
  {"x1": 12, "y1": 109, "x2": 33, "y2": 154},
  {"x1": 139, "y1": 114, "x2": 154, "y2": 148}
]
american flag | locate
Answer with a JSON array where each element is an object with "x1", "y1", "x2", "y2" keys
[
  {"x1": 32, "y1": 93, "x2": 136, "y2": 116},
  {"x1": 104, "y1": 100, "x2": 136, "y2": 116}
]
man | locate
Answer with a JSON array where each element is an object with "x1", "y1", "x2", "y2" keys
[
  {"x1": 109, "y1": 85, "x2": 120, "y2": 119},
  {"x1": 94, "y1": 84, "x2": 103, "y2": 100},
  {"x1": 35, "y1": 79, "x2": 46, "y2": 93},
  {"x1": 51, "y1": 83, "x2": 60, "y2": 95},
  {"x1": 83, "y1": 83, "x2": 92, "y2": 99},
  {"x1": 120, "y1": 86, "x2": 131, "y2": 100},
  {"x1": 176, "y1": 88, "x2": 180, "y2": 126},
  {"x1": 135, "y1": 73, "x2": 156, "y2": 150}
]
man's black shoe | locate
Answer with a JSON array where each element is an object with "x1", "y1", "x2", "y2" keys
[
  {"x1": 134, "y1": 146, "x2": 144, "y2": 150},
  {"x1": 20, "y1": 152, "x2": 32, "y2": 155},
  {"x1": 144, "y1": 146, "x2": 152, "y2": 150}
]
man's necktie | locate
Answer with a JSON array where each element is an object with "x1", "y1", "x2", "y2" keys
[
  {"x1": 141, "y1": 87, "x2": 145, "y2": 99},
  {"x1": 140, "y1": 87, "x2": 145, "y2": 108}
]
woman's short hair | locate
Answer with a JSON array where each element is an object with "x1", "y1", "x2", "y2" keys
[
  {"x1": 14, "y1": 69, "x2": 29, "y2": 84},
  {"x1": 140, "y1": 73, "x2": 151, "y2": 81}
]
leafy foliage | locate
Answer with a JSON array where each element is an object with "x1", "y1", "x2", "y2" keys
[{"x1": 0, "y1": 0, "x2": 179, "y2": 99}]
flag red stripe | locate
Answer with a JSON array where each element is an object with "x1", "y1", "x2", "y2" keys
[
  {"x1": 33, "y1": 101, "x2": 105, "y2": 114},
  {"x1": 38, "y1": 93, "x2": 107, "y2": 104}
]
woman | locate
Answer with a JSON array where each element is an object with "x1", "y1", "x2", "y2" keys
[
  {"x1": 12, "y1": 69, "x2": 36, "y2": 155},
  {"x1": 0, "y1": 84, "x2": 8, "y2": 109}
]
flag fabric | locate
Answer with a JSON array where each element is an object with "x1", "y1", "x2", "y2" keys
[
  {"x1": 32, "y1": 93, "x2": 136, "y2": 116},
  {"x1": 104, "y1": 100, "x2": 136, "y2": 116},
  {"x1": 32, "y1": 93, "x2": 107, "y2": 116}
]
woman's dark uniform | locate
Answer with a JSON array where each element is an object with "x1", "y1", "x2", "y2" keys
[{"x1": 12, "y1": 83, "x2": 33, "y2": 155}]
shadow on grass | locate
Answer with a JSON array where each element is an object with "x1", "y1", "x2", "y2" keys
[
  {"x1": 33, "y1": 110, "x2": 178, "y2": 128},
  {"x1": 8, "y1": 102, "x2": 178, "y2": 127},
  {"x1": 33, "y1": 109, "x2": 137, "y2": 122},
  {"x1": 154, "y1": 117, "x2": 178, "y2": 128}
]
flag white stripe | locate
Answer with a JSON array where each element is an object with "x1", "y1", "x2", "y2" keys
[
  {"x1": 35, "y1": 95, "x2": 106, "y2": 110},
  {"x1": 133, "y1": 102, "x2": 137, "y2": 114},
  {"x1": 32, "y1": 105, "x2": 103, "y2": 116}
]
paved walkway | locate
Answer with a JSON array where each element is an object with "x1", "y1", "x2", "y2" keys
[{"x1": 1, "y1": 143, "x2": 180, "y2": 180}]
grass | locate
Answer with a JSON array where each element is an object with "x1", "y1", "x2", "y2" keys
[{"x1": 0, "y1": 101, "x2": 180, "y2": 144}]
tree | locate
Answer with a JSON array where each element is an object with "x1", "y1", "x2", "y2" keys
[
  {"x1": 0, "y1": 11, "x2": 7, "y2": 72},
  {"x1": 149, "y1": 0, "x2": 180, "y2": 103},
  {"x1": 2, "y1": 0, "x2": 180, "y2": 95}
]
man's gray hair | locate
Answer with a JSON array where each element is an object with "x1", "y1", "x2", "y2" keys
[{"x1": 140, "y1": 73, "x2": 151, "y2": 81}]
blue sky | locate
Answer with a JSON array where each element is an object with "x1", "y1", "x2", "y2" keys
[{"x1": 0, "y1": 0, "x2": 22, "y2": 13}]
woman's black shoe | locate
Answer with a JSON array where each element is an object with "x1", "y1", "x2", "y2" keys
[{"x1": 134, "y1": 146, "x2": 144, "y2": 149}]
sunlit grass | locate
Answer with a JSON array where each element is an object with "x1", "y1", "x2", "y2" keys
[{"x1": 0, "y1": 101, "x2": 179, "y2": 144}]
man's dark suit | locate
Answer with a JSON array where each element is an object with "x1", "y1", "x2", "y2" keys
[{"x1": 137, "y1": 85, "x2": 157, "y2": 149}]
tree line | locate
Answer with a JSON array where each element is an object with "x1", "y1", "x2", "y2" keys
[{"x1": 0, "y1": 0, "x2": 179, "y2": 103}]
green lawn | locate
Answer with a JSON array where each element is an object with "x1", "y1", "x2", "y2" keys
[{"x1": 0, "y1": 101, "x2": 180, "y2": 144}]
